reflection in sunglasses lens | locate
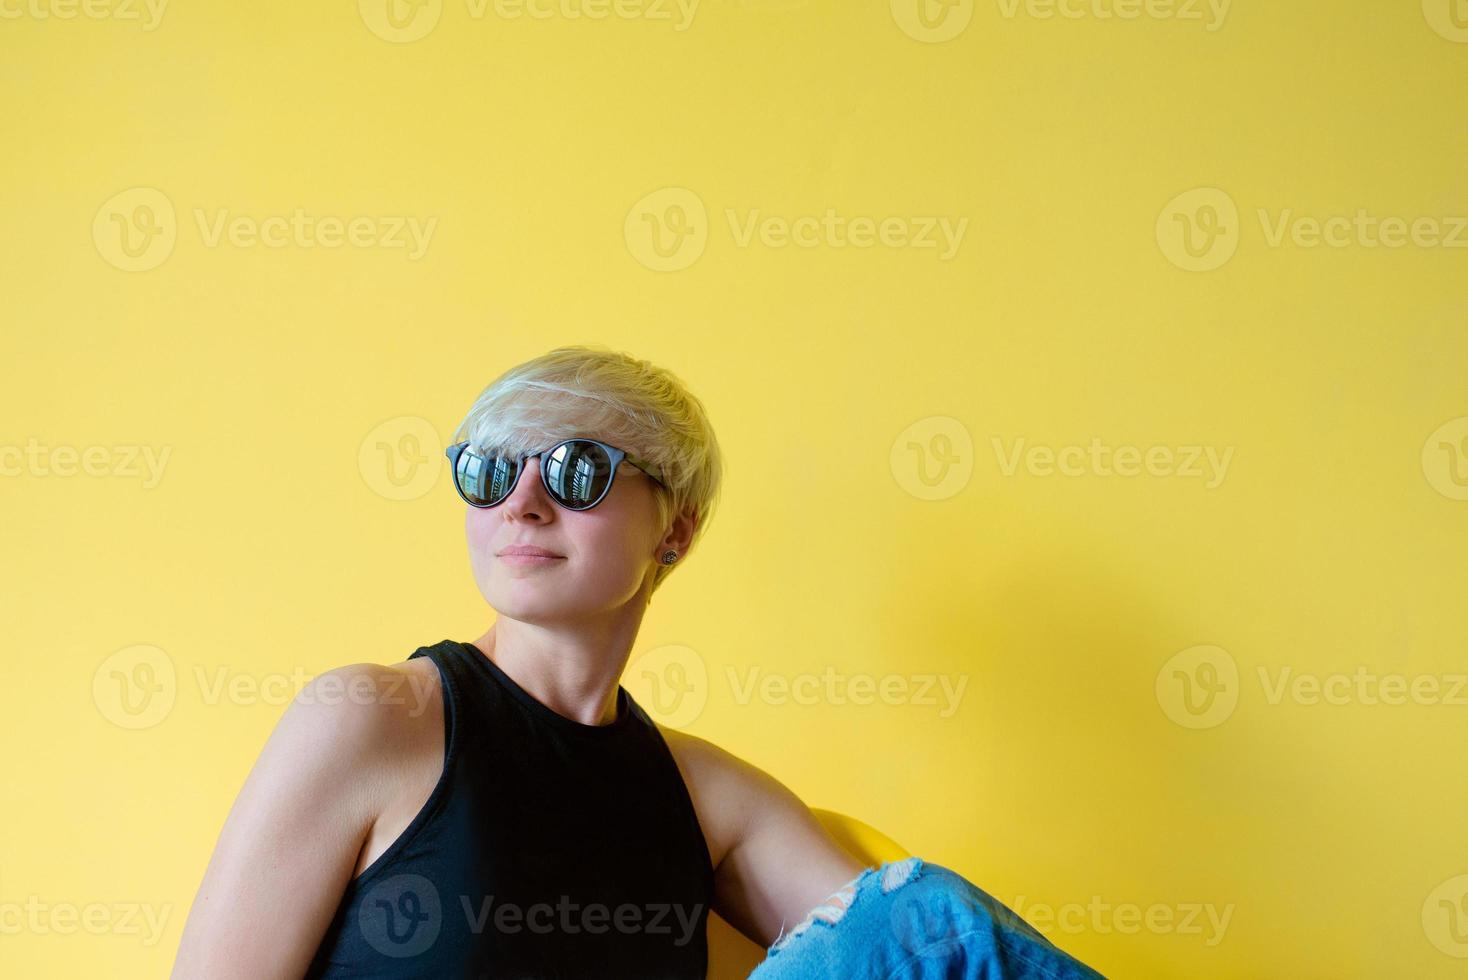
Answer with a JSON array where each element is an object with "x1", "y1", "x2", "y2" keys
[{"x1": 457, "y1": 441, "x2": 617, "y2": 509}]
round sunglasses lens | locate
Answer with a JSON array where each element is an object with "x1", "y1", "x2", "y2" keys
[
  {"x1": 543, "y1": 440, "x2": 614, "y2": 509},
  {"x1": 456, "y1": 447, "x2": 518, "y2": 506}
]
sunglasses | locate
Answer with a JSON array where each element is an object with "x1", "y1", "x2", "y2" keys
[{"x1": 444, "y1": 438, "x2": 665, "y2": 511}]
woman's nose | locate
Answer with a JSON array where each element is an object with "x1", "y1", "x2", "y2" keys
[{"x1": 502, "y1": 455, "x2": 552, "y2": 520}]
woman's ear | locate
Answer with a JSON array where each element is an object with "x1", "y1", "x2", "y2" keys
[{"x1": 660, "y1": 507, "x2": 699, "y2": 559}]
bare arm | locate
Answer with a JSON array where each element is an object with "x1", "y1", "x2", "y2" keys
[
  {"x1": 169, "y1": 664, "x2": 413, "y2": 980},
  {"x1": 660, "y1": 728, "x2": 869, "y2": 949}
]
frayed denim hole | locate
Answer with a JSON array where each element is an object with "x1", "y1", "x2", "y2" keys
[
  {"x1": 766, "y1": 865, "x2": 876, "y2": 957},
  {"x1": 880, "y1": 857, "x2": 924, "y2": 894}
]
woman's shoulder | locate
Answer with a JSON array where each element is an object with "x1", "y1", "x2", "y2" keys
[
  {"x1": 653, "y1": 725, "x2": 765, "y2": 869},
  {"x1": 291, "y1": 658, "x2": 447, "y2": 770}
]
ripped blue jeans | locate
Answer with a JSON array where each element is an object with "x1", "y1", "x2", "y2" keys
[{"x1": 746, "y1": 858, "x2": 1107, "y2": 980}]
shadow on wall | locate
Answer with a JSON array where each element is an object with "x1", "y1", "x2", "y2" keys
[{"x1": 707, "y1": 808, "x2": 909, "y2": 980}]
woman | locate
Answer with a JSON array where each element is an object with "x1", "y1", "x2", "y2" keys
[{"x1": 170, "y1": 345, "x2": 1104, "y2": 978}]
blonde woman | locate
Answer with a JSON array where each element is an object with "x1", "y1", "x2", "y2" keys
[{"x1": 171, "y1": 345, "x2": 1104, "y2": 979}]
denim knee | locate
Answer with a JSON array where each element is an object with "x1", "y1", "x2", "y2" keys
[
  {"x1": 891, "y1": 861, "x2": 1105, "y2": 978},
  {"x1": 748, "y1": 857, "x2": 1107, "y2": 980}
]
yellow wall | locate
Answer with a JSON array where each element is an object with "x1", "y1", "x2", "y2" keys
[{"x1": 3, "y1": 1, "x2": 1465, "y2": 977}]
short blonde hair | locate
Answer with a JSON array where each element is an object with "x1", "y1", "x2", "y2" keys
[{"x1": 451, "y1": 345, "x2": 723, "y2": 592}]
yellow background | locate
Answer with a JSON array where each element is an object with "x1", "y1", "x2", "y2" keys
[{"x1": 3, "y1": 1, "x2": 1466, "y2": 977}]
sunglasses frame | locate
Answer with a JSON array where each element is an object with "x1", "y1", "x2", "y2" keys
[{"x1": 444, "y1": 438, "x2": 665, "y2": 511}]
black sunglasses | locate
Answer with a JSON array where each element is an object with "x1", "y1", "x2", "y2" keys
[{"x1": 444, "y1": 438, "x2": 665, "y2": 511}]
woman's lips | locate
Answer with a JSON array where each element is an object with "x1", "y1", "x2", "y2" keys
[{"x1": 497, "y1": 553, "x2": 565, "y2": 566}]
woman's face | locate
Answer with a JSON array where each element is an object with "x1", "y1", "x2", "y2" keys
[{"x1": 464, "y1": 443, "x2": 670, "y2": 621}]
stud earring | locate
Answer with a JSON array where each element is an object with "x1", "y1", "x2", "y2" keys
[{"x1": 661, "y1": 550, "x2": 679, "y2": 565}]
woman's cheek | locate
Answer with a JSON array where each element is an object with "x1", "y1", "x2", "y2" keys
[{"x1": 465, "y1": 509, "x2": 495, "y2": 552}]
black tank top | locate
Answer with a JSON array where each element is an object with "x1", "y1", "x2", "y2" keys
[{"x1": 303, "y1": 638, "x2": 715, "y2": 979}]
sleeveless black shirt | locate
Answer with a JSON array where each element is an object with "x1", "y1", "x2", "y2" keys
[{"x1": 303, "y1": 639, "x2": 715, "y2": 979}]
